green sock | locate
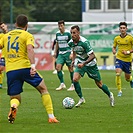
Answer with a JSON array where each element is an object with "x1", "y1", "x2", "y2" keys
[
  {"x1": 70, "y1": 72, "x2": 74, "y2": 83},
  {"x1": 73, "y1": 82, "x2": 83, "y2": 98},
  {"x1": 57, "y1": 71, "x2": 64, "y2": 83},
  {"x1": 101, "y1": 84, "x2": 110, "y2": 97}
]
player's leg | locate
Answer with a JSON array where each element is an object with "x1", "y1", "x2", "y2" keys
[
  {"x1": 0, "y1": 58, "x2": 5, "y2": 89},
  {"x1": 36, "y1": 79, "x2": 59, "y2": 123},
  {"x1": 115, "y1": 68, "x2": 122, "y2": 96},
  {"x1": 0, "y1": 71, "x2": 3, "y2": 88},
  {"x1": 6, "y1": 70, "x2": 22, "y2": 124},
  {"x1": 73, "y1": 68, "x2": 85, "y2": 107},
  {"x1": 66, "y1": 56, "x2": 75, "y2": 91},
  {"x1": 87, "y1": 65, "x2": 114, "y2": 106},
  {"x1": 8, "y1": 95, "x2": 21, "y2": 124},
  {"x1": 123, "y1": 61, "x2": 133, "y2": 88},
  {"x1": 125, "y1": 73, "x2": 133, "y2": 87},
  {"x1": 26, "y1": 69, "x2": 59, "y2": 123},
  {"x1": 115, "y1": 59, "x2": 123, "y2": 96},
  {"x1": 67, "y1": 65, "x2": 75, "y2": 91},
  {"x1": 55, "y1": 54, "x2": 66, "y2": 90}
]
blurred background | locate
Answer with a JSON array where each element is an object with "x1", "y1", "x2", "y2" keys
[{"x1": 0, "y1": 0, "x2": 133, "y2": 70}]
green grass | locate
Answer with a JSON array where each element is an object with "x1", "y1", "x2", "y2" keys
[{"x1": 0, "y1": 70, "x2": 132, "y2": 133}]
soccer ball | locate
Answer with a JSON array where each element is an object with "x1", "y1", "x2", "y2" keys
[{"x1": 62, "y1": 97, "x2": 75, "y2": 109}]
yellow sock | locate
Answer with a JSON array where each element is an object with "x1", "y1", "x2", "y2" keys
[
  {"x1": 0, "y1": 73, "x2": 2, "y2": 84},
  {"x1": 129, "y1": 76, "x2": 132, "y2": 82},
  {"x1": 10, "y1": 98, "x2": 20, "y2": 108},
  {"x1": 116, "y1": 74, "x2": 121, "y2": 92},
  {"x1": 42, "y1": 93, "x2": 53, "y2": 114},
  {"x1": 2, "y1": 71, "x2": 4, "y2": 81}
]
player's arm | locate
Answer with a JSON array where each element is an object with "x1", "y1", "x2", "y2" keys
[
  {"x1": 112, "y1": 46, "x2": 117, "y2": 55},
  {"x1": 83, "y1": 52, "x2": 95, "y2": 66},
  {"x1": 78, "y1": 52, "x2": 96, "y2": 68},
  {"x1": 71, "y1": 51, "x2": 76, "y2": 67},
  {"x1": 122, "y1": 49, "x2": 133, "y2": 55},
  {"x1": 122, "y1": 37, "x2": 133, "y2": 55},
  {"x1": 27, "y1": 44, "x2": 36, "y2": 76},
  {"x1": 112, "y1": 37, "x2": 117, "y2": 55},
  {"x1": 51, "y1": 39, "x2": 56, "y2": 56},
  {"x1": 0, "y1": 37, "x2": 4, "y2": 49},
  {"x1": 53, "y1": 42, "x2": 59, "y2": 57}
]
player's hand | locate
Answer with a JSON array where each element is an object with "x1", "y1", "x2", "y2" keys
[
  {"x1": 53, "y1": 53, "x2": 57, "y2": 58},
  {"x1": 30, "y1": 67, "x2": 36, "y2": 77},
  {"x1": 112, "y1": 49, "x2": 116, "y2": 55},
  {"x1": 77, "y1": 63, "x2": 84, "y2": 68},
  {"x1": 122, "y1": 50, "x2": 130, "y2": 55},
  {"x1": 30, "y1": 64, "x2": 36, "y2": 77}
]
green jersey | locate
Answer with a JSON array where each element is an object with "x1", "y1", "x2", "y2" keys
[
  {"x1": 68, "y1": 36, "x2": 97, "y2": 66},
  {"x1": 56, "y1": 29, "x2": 71, "y2": 54}
]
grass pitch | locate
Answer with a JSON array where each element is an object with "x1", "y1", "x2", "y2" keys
[{"x1": 0, "y1": 70, "x2": 132, "y2": 133}]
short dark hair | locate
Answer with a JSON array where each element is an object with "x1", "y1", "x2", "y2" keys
[
  {"x1": 119, "y1": 22, "x2": 127, "y2": 27},
  {"x1": 58, "y1": 20, "x2": 65, "y2": 25},
  {"x1": 16, "y1": 14, "x2": 28, "y2": 28},
  {"x1": 0, "y1": 22, "x2": 4, "y2": 25},
  {"x1": 71, "y1": 25, "x2": 80, "y2": 31}
]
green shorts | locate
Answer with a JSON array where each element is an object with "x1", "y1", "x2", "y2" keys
[
  {"x1": 56, "y1": 52, "x2": 72, "y2": 66},
  {"x1": 74, "y1": 64, "x2": 101, "y2": 81}
]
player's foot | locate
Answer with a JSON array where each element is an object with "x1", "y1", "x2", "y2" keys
[
  {"x1": 53, "y1": 70, "x2": 64, "y2": 74},
  {"x1": 117, "y1": 91, "x2": 122, "y2": 97},
  {"x1": 75, "y1": 97, "x2": 85, "y2": 107},
  {"x1": 52, "y1": 70, "x2": 57, "y2": 74},
  {"x1": 109, "y1": 92, "x2": 114, "y2": 107},
  {"x1": 67, "y1": 84, "x2": 75, "y2": 91},
  {"x1": 0, "y1": 84, "x2": 2, "y2": 89},
  {"x1": 130, "y1": 80, "x2": 133, "y2": 88},
  {"x1": 8, "y1": 107, "x2": 17, "y2": 124},
  {"x1": 56, "y1": 83, "x2": 66, "y2": 91},
  {"x1": 48, "y1": 117, "x2": 59, "y2": 123}
]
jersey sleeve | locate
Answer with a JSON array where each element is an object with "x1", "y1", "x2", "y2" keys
[
  {"x1": 84, "y1": 41, "x2": 93, "y2": 55},
  {"x1": 131, "y1": 36, "x2": 133, "y2": 46},
  {"x1": 0, "y1": 36, "x2": 4, "y2": 49},
  {"x1": 113, "y1": 37, "x2": 117, "y2": 47},
  {"x1": 26, "y1": 33, "x2": 34, "y2": 47}
]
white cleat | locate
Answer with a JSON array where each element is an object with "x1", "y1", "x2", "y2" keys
[
  {"x1": 67, "y1": 84, "x2": 75, "y2": 91},
  {"x1": 53, "y1": 70, "x2": 64, "y2": 74},
  {"x1": 56, "y1": 83, "x2": 66, "y2": 91},
  {"x1": 110, "y1": 92, "x2": 114, "y2": 107},
  {"x1": 117, "y1": 91, "x2": 122, "y2": 97},
  {"x1": 52, "y1": 70, "x2": 57, "y2": 74},
  {"x1": 75, "y1": 97, "x2": 85, "y2": 107}
]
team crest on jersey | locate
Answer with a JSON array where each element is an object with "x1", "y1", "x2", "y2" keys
[{"x1": 74, "y1": 46, "x2": 84, "y2": 55}]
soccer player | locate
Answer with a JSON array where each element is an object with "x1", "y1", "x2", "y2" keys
[
  {"x1": 0, "y1": 22, "x2": 8, "y2": 89},
  {"x1": 112, "y1": 22, "x2": 133, "y2": 97},
  {"x1": 0, "y1": 14, "x2": 59, "y2": 124},
  {"x1": 51, "y1": 39, "x2": 64, "y2": 74},
  {"x1": 68, "y1": 25, "x2": 114, "y2": 107},
  {"x1": 54, "y1": 20, "x2": 74, "y2": 91}
]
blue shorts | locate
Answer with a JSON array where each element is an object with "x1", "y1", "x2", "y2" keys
[
  {"x1": 6, "y1": 68, "x2": 43, "y2": 96},
  {"x1": 0, "y1": 57, "x2": 5, "y2": 66},
  {"x1": 115, "y1": 59, "x2": 132, "y2": 74}
]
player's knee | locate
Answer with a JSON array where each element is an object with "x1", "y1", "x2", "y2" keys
[
  {"x1": 73, "y1": 77, "x2": 78, "y2": 82},
  {"x1": 116, "y1": 73, "x2": 120, "y2": 76},
  {"x1": 126, "y1": 78, "x2": 130, "y2": 82}
]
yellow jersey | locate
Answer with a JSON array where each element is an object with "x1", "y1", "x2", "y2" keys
[
  {"x1": 0, "y1": 29, "x2": 34, "y2": 72},
  {"x1": 0, "y1": 33, "x2": 5, "y2": 58},
  {"x1": 113, "y1": 34, "x2": 133, "y2": 62}
]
